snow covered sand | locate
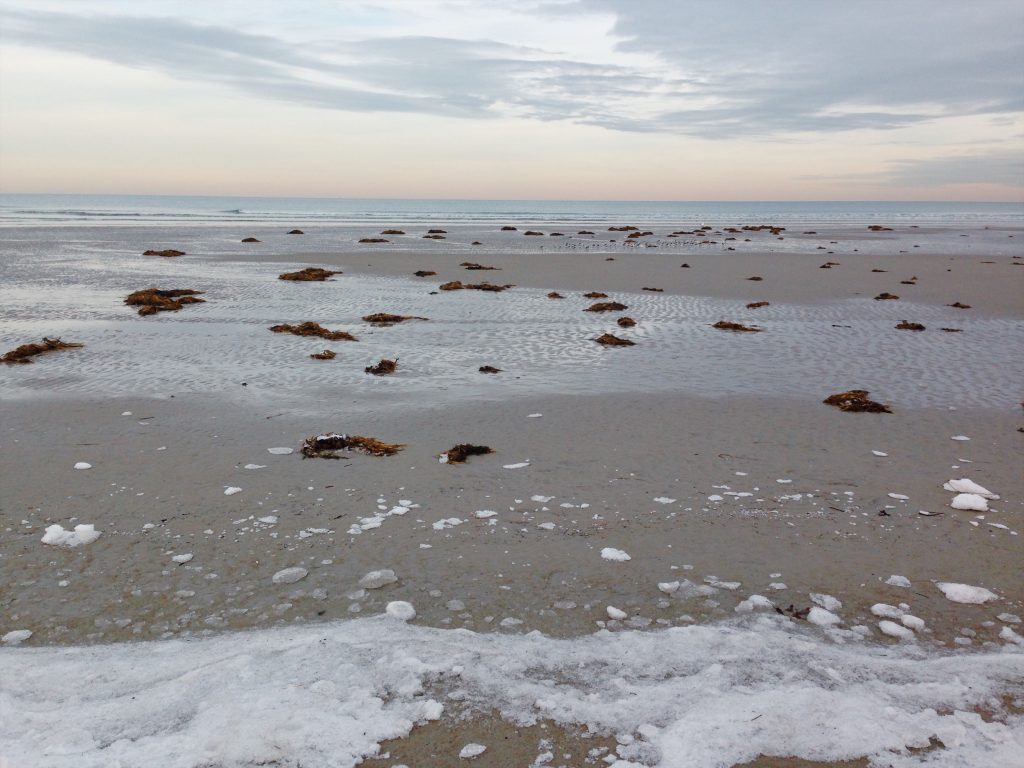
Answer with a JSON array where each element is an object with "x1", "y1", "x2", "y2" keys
[{"x1": 3, "y1": 613, "x2": 1022, "y2": 768}]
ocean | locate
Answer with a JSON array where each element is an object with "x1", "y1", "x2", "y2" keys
[{"x1": 1, "y1": 193, "x2": 1022, "y2": 227}]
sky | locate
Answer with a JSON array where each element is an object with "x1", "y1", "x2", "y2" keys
[{"x1": 0, "y1": 0, "x2": 1022, "y2": 201}]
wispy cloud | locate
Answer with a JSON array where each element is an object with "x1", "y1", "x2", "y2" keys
[{"x1": 3, "y1": 1, "x2": 1021, "y2": 140}]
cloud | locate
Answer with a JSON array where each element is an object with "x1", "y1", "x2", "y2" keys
[
  {"x1": 886, "y1": 151, "x2": 1024, "y2": 188},
  {"x1": 1, "y1": 1, "x2": 1022, "y2": 139}
]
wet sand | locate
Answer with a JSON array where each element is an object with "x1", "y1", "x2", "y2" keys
[{"x1": 1, "y1": 221, "x2": 1022, "y2": 767}]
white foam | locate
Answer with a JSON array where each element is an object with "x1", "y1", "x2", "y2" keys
[
  {"x1": 40, "y1": 524, "x2": 101, "y2": 548},
  {"x1": 601, "y1": 548, "x2": 631, "y2": 562},
  {"x1": 937, "y1": 582, "x2": 999, "y2": 604},
  {"x1": 2, "y1": 615, "x2": 1022, "y2": 768}
]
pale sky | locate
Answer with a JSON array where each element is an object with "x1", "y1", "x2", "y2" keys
[{"x1": 1, "y1": 0, "x2": 1022, "y2": 200}]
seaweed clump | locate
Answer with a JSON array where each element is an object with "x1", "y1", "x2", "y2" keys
[
  {"x1": 895, "y1": 321, "x2": 925, "y2": 331},
  {"x1": 617, "y1": 317, "x2": 636, "y2": 328},
  {"x1": 712, "y1": 320, "x2": 760, "y2": 332},
  {"x1": 310, "y1": 349, "x2": 336, "y2": 360},
  {"x1": 584, "y1": 301, "x2": 628, "y2": 312},
  {"x1": 362, "y1": 313, "x2": 428, "y2": 326},
  {"x1": 414, "y1": 270, "x2": 437, "y2": 277},
  {"x1": 442, "y1": 444, "x2": 494, "y2": 464},
  {"x1": 2, "y1": 337, "x2": 83, "y2": 364},
  {"x1": 278, "y1": 267, "x2": 340, "y2": 281},
  {"x1": 479, "y1": 365, "x2": 502, "y2": 373},
  {"x1": 823, "y1": 390, "x2": 892, "y2": 413},
  {"x1": 365, "y1": 358, "x2": 398, "y2": 375},
  {"x1": 461, "y1": 262, "x2": 499, "y2": 271},
  {"x1": 583, "y1": 291, "x2": 608, "y2": 299},
  {"x1": 595, "y1": 333, "x2": 635, "y2": 346},
  {"x1": 125, "y1": 288, "x2": 205, "y2": 316},
  {"x1": 746, "y1": 301, "x2": 770, "y2": 309},
  {"x1": 874, "y1": 293, "x2": 899, "y2": 300},
  {"x1": 359, "y1": 238, "x2": 389, "y2": 244},
  {"x1": 547, "y1": 292, "x2": 565, "y2": 299},
  {"x1": 143, "y1": 249, "x2": 185, "y2": 257},
  {"x1": 301, "y1": 433, "x2": 404, "y2": 458},
  {"x1": 439, "y1": 281, "x2": 513, "y2": 292},
  {"x1": 269, "y1": 322, "x2": 357, "y2": 341},
  {"x1": 381, "y1": 229, "x2": 405, "y2": 235},
  {"x1": 948, "y1": 301, "x2": 971, "y2": 309},
  {"x1": 241, "y1": 237, "x2": 261, "y2": 243},
  {"x1": 288, "y1": 229, "x2": 304, "y2": 234}
]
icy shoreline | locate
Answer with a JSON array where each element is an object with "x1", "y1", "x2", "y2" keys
[{"x1": 2, "y1": 614, "x2": 1022, "y2": 768}]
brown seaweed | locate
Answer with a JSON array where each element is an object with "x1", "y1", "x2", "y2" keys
[
  {"x1": 278, "y1": 267, "x2": 340, "y2": 281},
  {"x1": 439, "y1": 281, "x2": 512, "y2": 292},
  {"x1": 617, "y1": 317, "x2": 636, "y2": 328},
  {"x1": 362, "y1": 313, "x2": 428, "y2": 326},
  {"x1": 479, "y1": 365, "x2": 502, "y2": 374},
  {"x1": 712, "y1": 320, "x2": 760, "y2": 332},
  {"x1": 895, "y1": 321, "x2": 925, "y2": 331},
  {"x1": 547, "y1": 292, "x2": 565, "y2": 299},
  {"x1": 365, "y1": 358, "x2": 398, "y2": 375},
  {"x1": 143, "y1": 249, "x2": 185, "y2": 257},
  {"x1": 584, "y1": 301, "x2": 628, "y2": 312},
  {"x1": 2, "y1": 337, "x2": 84, "y2": 364},
  {"x1": 301, "y1": 433, "x2": 404, "y2": 458},
  {"x1": 359, "y1": 238, "x2": 389, "y2": 244},
  {"x1": 823, "y1": 390, "x2": 891, "y2": 413},
  {"x1": 595, "y1": 333, "x2": 635, "y2": 346},
  {"x1": 948, "y1": 301, "x2": 971, "y2": 309},
  {"x1": 461, "y1": 262, "x2": 500, "y2": 270},
  {"x1": 442, "y1": 444, "x2": 494, "y2": 464},
  {"x1": 241, "y1": 237, "x2": 261, "y2": 243},
  {"x1": 414, "y1": 270, "x2": 437, "y2": 277},
  {"x1": 874, "y1": 293, "x2": 899, "y2": 300},
  {"x1": 269, "y1": 322, "x2": 357, "y2": 341},
  {"x1": 310, "y1": 349, "x2": 336, "y2": 360},
  {"x1": 381, "y1": 229, "x2": 405, "y2": 235},
  {"x1": 746, "y1": 301, "x2": 770, "y2": 309},
  {"x1": 583, "y1": 291, "x2": 608, "y2": 299},
  {"x1": 125, "y1": 288, "x2": 205, "y2": 316}
]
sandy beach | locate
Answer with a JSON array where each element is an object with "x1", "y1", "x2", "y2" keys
[{"x1": 1, "y1": 219, "x2": 1022, "y2": 767}]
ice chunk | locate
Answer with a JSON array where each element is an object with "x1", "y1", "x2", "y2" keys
[
  {"x1": 887, "y1": 493, "x2": 909, "y2": 500},
  {"x1": 359, "y1": 570, "x2": 397, "y2": 589},
  {"x1": 531, "y1": 495, "x2": 554, "y2": 503},
  {"x1": 474, "y1": 510, "x2": 497, "y2": 519},
  {"x1": 601, "y1": 548, "x2": 631, "y2": 562},
  {"x1": 432, "y1": 518, "x2": 464, "y2": 530},
  {"x1": 901, "y1": 615, "x2": 925, "y2": 632},
  {"x1": 41, "y1": 523, "x2": 101, "y2": 548},
  {"x1": 1000, "y1": 627, "x2": 1023, "y2": 645},
  {"x1": 734, "y1": 595, "x2": 774, "y2": 613},
  {"x1": 950, "y1": 435, "x2": 971, "y2": 441},
  {"x1": 943, "y1": 479, "x2": 998, "y2": 499},
  {"x1": 885, "y1": 575, "x2": 911, "y2": 588},
  {"x1": 267, "y1": 447, "x2": 293, "y2": 455},
  {"x1": 503, "y1": 462, "x2": 530, "y2": 469},
  {"x1": 526, "y1": 413, "x2": 543, "y2": 418},
  {"x1": 459, "y1": 743, "x2": 487, "y2": 759},
  {"x1": 657, "y1": 582, "x2": 680, "y2": 595},
  {"x1": 607, "y1": 606, "x2": 627, "y2": 620},
  {"x1": 810, "y1": 593, "x2": 842, "y2": 612},
  {"x1": 871, "y1": 603, "x2": 903, "y2": 619},
  {"x1": 272, "y1": 567, "x2": 308, "y2": 585},
  {"x1": 997, "y1": 613, "x2": 1021, "y2": 624},
  {"x1": 871, "y1": 450, "x2": 888, "y2": 457},
  {"x1": 386, "y1": 601, "x2": 416, "y2": 621},
  {"x1": 653, "y1": 497, "x2": 676, "y2": 504},
  {"x1": 244, "y1": 464, "x2": 266, "y2": 470},
  {"x1": 172, "y1": 553, "x2": 194, "y2": 564},
  {"x1": 224, "y1": 487, "x2": 243, "y2": 496},
  {"x1": 73, "y1": 462, "x2": 92, "y2": 470},
  {"x1": 878, "y1": 621, "x2": 915, "y2": 640},
  {"x1": 1, "y1": 629, "x2": 32, "y2": 645},
  {"x1": 950, "y1": 493, "x2": 988, "y2": 512},
  {"x1": 806, "y1": 607, "x2": 841, "y2": 627},
  {"x1": 936, "y1": 582, "x2": 998, "y2": 604}
]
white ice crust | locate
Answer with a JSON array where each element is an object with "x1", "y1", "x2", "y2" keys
[{"x1": 2, "y1": 614, "x2": 1021, "y2": 768}]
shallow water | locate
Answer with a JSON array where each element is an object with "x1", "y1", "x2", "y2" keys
[{"x1": 1, "y1": 232, "x2": 1021, "y2": 409}]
